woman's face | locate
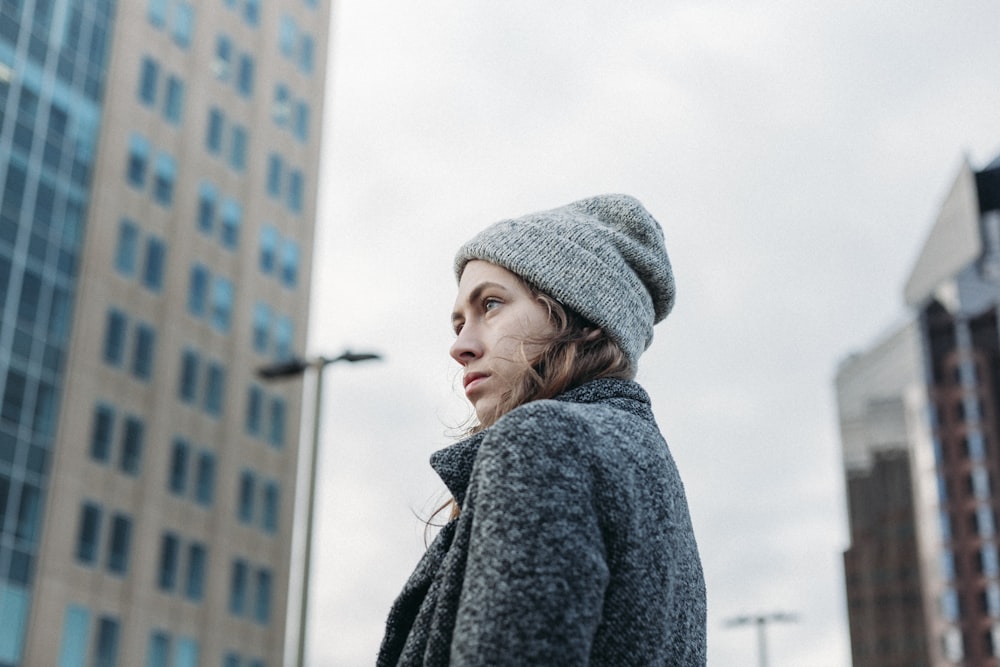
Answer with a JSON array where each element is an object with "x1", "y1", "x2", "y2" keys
[{"x1": 451, "y1": 260, "x2": 556, "y2": 422}]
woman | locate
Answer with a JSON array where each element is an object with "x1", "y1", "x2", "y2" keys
[{"x1": 378, "y1": 194, "x2": 706, "y2": 666}]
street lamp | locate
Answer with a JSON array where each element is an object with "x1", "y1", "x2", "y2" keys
[
  {"x1": 257, "y1": 350, "x2": 382, "y2": 667},
  {"x1": 724, "y1": 612, "x2": 798, "y2": 667}
]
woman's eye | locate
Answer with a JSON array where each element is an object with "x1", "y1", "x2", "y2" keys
[{"x1": 483, "y1": 297, "x2": 501, "y2": 312}]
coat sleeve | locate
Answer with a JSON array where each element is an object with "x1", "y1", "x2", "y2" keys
[{"x1": 450, "y1": 404, "x2": 610, "y2": 665}]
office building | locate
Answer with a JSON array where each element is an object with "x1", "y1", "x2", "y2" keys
[
  {"x1": 0, "y1": 1, "x2": 330, "y2": 664},
  {"x1": 837, "y1": 154, "x2": 1000, "y2": 666}
]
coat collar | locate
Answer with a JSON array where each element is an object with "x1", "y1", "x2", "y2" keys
[{"x1": 429, "y1": 378, "x2": 651, "y2": 507}]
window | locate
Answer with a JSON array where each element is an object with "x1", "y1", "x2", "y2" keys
[
  {"x1": 229, "y1": 559, "x2": 248, "y2": 615},
  {"x1": 175, "y1": 637, "x2": 199, "y2": 667},
  {"x1": 172, "y1": 2, "x2": 194, "y2": 48},
  {"x1": 119, "y1": 416, "x2": 144, "y2": 475},
  {"x1": 237, "y1": 55, "x2": 254, "y2": 97},
  {"x1": 103, "y1": 309, "x2": 127, "y2": 366},
  {"x1": 158, "y1": 532, "x2": 180, "y2": 591},
  {"x1": 90, "y1": 403, "x2": 115, "y2": 462},
  {"x1": 230, "y1": 125, "x2": 247, "y2": 171},
  {"x1": 75, "y1": 502, "x2": 102, "y2": 564},
  {"x1": 269, "y1": 398, "x2": 286, "y2": 447},
  {"x1": 273, "y1": 84, "x2": 290, "y2": 124},
  {"x1": 169, "y1": 438, "x2": 189, "y2": 494},
  {"x1": 259, "y1": 226, "x2": 277, "y2": 273},
  {"x1": 299, "y1": 34, "x2": 315, "y2": 74},
  {"x1": 127, "y1": 134, "x2": 149, "y2": 187},
  {"x1": 214, "y1": 35, "x2": 232, "y2": 80},
  {"x1": 262, "y1": 481, "x2": 279, "y2": 533},
  {"x1": 142, "y1": 237, "x2": 166, "y2": 291},
  {"x1": 252, "y1": 304, "x2": 271, "y2": 352},
  {"x1": 281, "y1": 240, "x2": 300, "y2": 287},
  {"x1": 58, "y1": 606, "x2": 91, "y2": 667},
  {"x1": 195, "y1": 451, "x2": 215, "y2": 506},
  {"x1": 146, "y1": 631, "x2": 170, "y2": 667},
  {"x1": 274, "y1": 317, "x2": 292, "y2": 360},
  {"x1": 132, "y1": 323, "x2": 156, "y2": 380},
  {"x1": 153, "y1": 153, "x2": 176, "y2": 205},
  {"x1": 114, "y1": 219, "x2": 138, "y2": 276},
  {"x1": 211, "y1": 278, "x2": 233, "y2": 332},
  {"x1": 148, "y1": 0, "x2": 167, "y2": 26},
  {"x1": 206, "y1": 108, "x2": 224, "y2": 154},
  {"x1": 188, "y1": 264, "x2": 209, "y2": 316},
  {"x1": 279, "y1": 15, "x2": 296, "y2": 56},
  {"x1": 254, "y1": 568, "x2": 272, "y2": 623},
  {"x1": 266, "y1": 154, "x2": 282, "y2": 197},
  {"x1": 238, "y1": 471, "x2": 255, "y2": 523},
  {"x1": 221, "y1": 199, "x2": 241, "y2": 248},
  {"x1": 288, "y1": 169, "x2": 303, "y2": 213},
  {"x1": 197, "y1": 182, "x2": 216, "y2": 233},
  {"x1": 106, "y1": 513, "x2": 132, "y2": 574},
  {"x1": 179, "y1": 349, "x2": 199, "y2": 403},
  {"x1": 139, "y1": 57, "x2": 159, "y2": 105},
  {"x1": 205, "y1": 363, "x2": 226, "y2": 416},
  {"x1": 94, "y1": 616, "x2": 121, "y2": 667},
  {"x1": 185, "y1": 542, "x2": 207, "y2": 601},
  {"x1": 164, "y1": 75, "x2": 184, "y2": 124},
  {"x1": 246, "y1": 385, "x2": 263, "y2": 435},
  {"x1": 293, "y1": 100, "x2": 309, "y2": 141},
  {"x1": 244, "y1": 0, "x2": 260, "y2": 26}
]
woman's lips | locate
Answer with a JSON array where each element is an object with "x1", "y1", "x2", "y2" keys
[{"x1": 463, "y1": 372, "x2": 488, "y2": 396}]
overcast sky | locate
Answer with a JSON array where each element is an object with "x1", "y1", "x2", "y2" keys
[{"x1": 299, "y1": 2, "x2": 1000, "y2": 665}]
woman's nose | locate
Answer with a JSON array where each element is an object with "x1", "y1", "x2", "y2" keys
[{"x1": 450, "y1": 326, "x2": 482, "y2": 365}]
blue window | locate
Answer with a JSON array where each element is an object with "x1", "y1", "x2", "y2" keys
[
  {"x1": 238, "y1": 470, "x2": 255, "y2": 523},
  {"x1": 114, "y1": 219, "x2": 139, "y2": 276},
  {"x1": 279, "y1": 15, "x2": 296, "y2": 57},
  {"x1": 230, "y1": 125, "x2": 247, "y2": 171},
  {"x1": 293, "y1": 100, "x2": 309, "y2": 142},
  {"x1": 246, "y1": 385, "x2": 263, "y2": 435},
  {"x1": 153, "y1": 153, "x2": 176, "y2": 206},
  {"x1": 244, "y1": 0, "x2": 260, "y2": 26},
  {"x1": 169, "y1": 438, "x2": 189, "y2": 493},
  {"x1": 146, "y1": 631, "x2": 170, "y2": 667},
  {"x1": 205, "y1": 363, "x2": 226, "y2": 416},
  {"x1": 288, "y1": 169, "x2": 303, "y2": 213},
  {"x1": 172, "y1": 2, "x2": 195, "y2": 48},
  {"x1": 127, "y1": 134, "x2": 149, "y2": 187},
  {"x1": 206, "y1": 108, "x2": 224, "y2": 154},
  {"x1": 197, "y1": 182, "x2": 216, "y2": 233},
  {"x1": 90, "y1": 403, "x2": 115, "y2": 462},
  {"x1": 215, "y1": 35, "x2": 233, "y2": 80},
  {"x1": 281, "y1": 240, "x2": 300, "y2": 287},
  {"x1": 95, "y1": 616, "x2": 121, "y2": 667},
  {"x1": 229, "y1": 559, "x2": 248, "y2": 615},
  {"x1": 252, "y1": 303, "x2": 270, "y2": 352},
  {"x1": 269, "y1": 398, "x2": 286, "y2": 447},
  {"x1": 75, "y1": 502, "x2": 102, "y2": 564},
  {"x1": 175, "y1": 638, "x2": 199, "y2": 667},
  {"x1": 254, "y1": 568, "x2": 272, "y2": 623},
  {"x1": 237, "y1": 55, "x2": 254, "y2": 97},
  {"x1": 262, "y1": 481, "x2": 279, "y2": 533},
  {"x1": 273, "y1": 84, "x2": 290, "y2": 124},
  {"x1": 299, "y1": 34, "x2": 314, "y2": 74},
  {"x1": 221, "y1": 199, "x2": 241, "y2": 248},
  {"x1": 266, "y1": 154, "x2": 282, "y2": 197},
  {"x1": 143, "y1": 237, "x2": 166, "y2": 291},
  {"x1": 148, "y1": 0, "x2": 168, "y2": 26},
  {"x1": 106, "y1": 513, "x2": 132, "y2": 575},
  {"x1": 158, "y1": 532, "x2": 180, "y2": 591},
  {"x1": 132, "y1": 323, "x2": 156, "y2": 380},
  {"x1": 274, "y1": 316, "x2": 292, "y2": 360},
  {"x1": 139, "y1": 57, "x2": 158, "y2": 105},
  {"x1": 179, "y1": 350, "x2": 199, "y2": 403},
  {"x1": 211, "y1": 278, "x2": 234, "y2": 332},
  {"x1": 259, "y1": 226, "x2": 277, "y2": 273},
  {"x1": 58, "y1": 605, "x2": 91, "y2": 667},
  {"x1": 103, "y1": 309, "x2": 127, "y2": 366},
  {"x1": 120, "y1": 416, "x2": 144, "y2": 475},
  {"x1": 195, "y1": 451, "x2": 215, "y2": 506},
  {"x1": 188, "y1": 264, "x2": 209, "y2": 316},
  {"x1": 164, "y1": 75, "x2": 184, "y2": 124},
  {"x1": 224, "y1": 653, "x2": 240, "y2": 667},
  {"x1": 185, "y1": 542, "x2": 207, "y2": 600}
]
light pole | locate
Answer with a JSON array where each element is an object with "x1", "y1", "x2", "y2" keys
[
  {"x1": 257, "y1": 350, "x2": 382, "y2": 667},
  {"x1": 724, "y1": 612, "x2": 798, "y2": 667}
]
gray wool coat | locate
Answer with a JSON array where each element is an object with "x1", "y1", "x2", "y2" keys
[{"x1": 377, "y1": 378, "x2": 706, "y2": 666}]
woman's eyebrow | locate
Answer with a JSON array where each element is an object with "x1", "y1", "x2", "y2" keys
[{"x1": 451, "y1": 281, "x2": 508, "y2": 325}]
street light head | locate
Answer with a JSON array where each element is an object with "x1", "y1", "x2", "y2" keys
[
  {"x1": 335, "y1": 351, "x2": 383, "y2": 364},
  {"x1": 256, "y1": 358, "x2": 310, "y2": 379}
]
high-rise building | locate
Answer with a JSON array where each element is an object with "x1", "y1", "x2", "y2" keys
[
  {"x1": 837, "y1": 153, "x2": 1000, "y2": 666},
  {"x1": 0, "y1": 1, "x2": 330, "y2": 665}
]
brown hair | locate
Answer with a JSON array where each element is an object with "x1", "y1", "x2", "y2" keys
[{"x1": 429, "y1": 282, "x2": 634, "y2": 528}]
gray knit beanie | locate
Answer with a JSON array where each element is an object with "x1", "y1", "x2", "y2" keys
[{"x1": 454, "y1": 193, "x2": 674, "y2": 366}]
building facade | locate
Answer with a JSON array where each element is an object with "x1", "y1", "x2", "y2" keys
[
  {"x1": 0, "y1": 1, "x2": 330, "y2": 665},
  {"x1": 838, "y1": 155, "x2": 1000, "y2": 666}
]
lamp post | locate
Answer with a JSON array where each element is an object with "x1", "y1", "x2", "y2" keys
[
  {"x1": 724, "y1": 612, "x2": 798, "y2": 667},
  {"x1": 257, "y1": 350, "x2": 382, "y2": 667}
]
